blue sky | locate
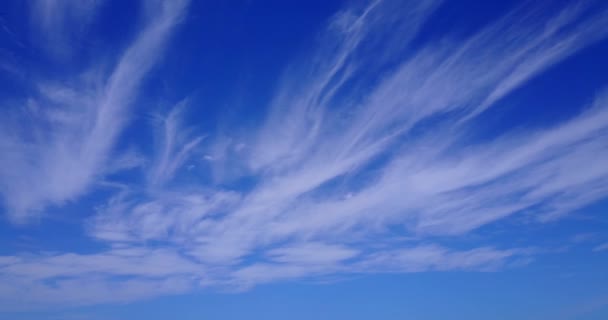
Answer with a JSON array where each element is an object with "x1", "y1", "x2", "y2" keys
[{"x1": 1, "y1": 0, "x2": 608, "y2": 319}]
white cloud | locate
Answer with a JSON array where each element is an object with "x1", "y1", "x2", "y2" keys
[
  {"x1": 85, "y1": 0, "x2": 608, "y2": 292},
  {"x1": 355, "y1": 245, "x2": 521, "y2": 273},
  {"x1": 1, "y1": 0, "x2": 608, "y2": 309},
  {"x1": 90, "y1": 190, "x2": 239, "y2": 243},
  {"x1": 0, "y1": 246, "x2": 200, "y2": 309},
  {"x1": 266, "y1": 242, "x2": 359, "y2": 265},
  {"x1": 29, "y1": 0, "x2": 102, "y2": 58},
  {"x1": 172, "y1": 0, "x2": 608, "y2": 265},
  {"x1": 0, "y1": 0, "x2": 189, "y2": 223},
  {"x1": 0, "y1": 243, "x2": 519, "y2": 307},
  {"x1": 593, "y1": 243, "x2": 608, "y2": 252},
  {"x1": 147, "y1": 100, "x2": 206, "y2": 189}
]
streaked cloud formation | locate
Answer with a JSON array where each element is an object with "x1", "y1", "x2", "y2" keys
[
  {"x1": 0, "y1": 0, "x2": 188, "y2": 222},
  {"x1": 1, "y1": 0, "x2": 608, "y2": 309}
]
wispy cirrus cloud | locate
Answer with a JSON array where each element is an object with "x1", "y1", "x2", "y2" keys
[
  {"x1": 0, "y1": 247, "x2": 199, "y2": 309},
  {"x1": 593, "y1": 243, "x2": 608, "y2": 252},
  {"x1": 169, "y1": 0, "x2": 608, "y2": 265},
  {"x1": 0, "y1": 243, "x2": 519, "y2": 307},
  {"x1": 29, "y1": 0, "x2": 103, "y2": 58},
  {"x1": 1, "y1": 0, "x2": 608, "y2": 309},
  {"x1": 147, "y1": 100, "x2": 206, "y2": 189},
  {"x1": 85, "y1": 0, "x2": 607, "y2": 284},
  {"x1": 0, "y1": 0, "x2": 189, "y2": 223}
]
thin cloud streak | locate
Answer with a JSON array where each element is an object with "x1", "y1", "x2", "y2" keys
[
  {"x1": 593, "y1": 243, "x2": 608, "y2": 252},
  {"x1": 29, "y1": 0, "x2": 102, "y2": 58},
  {"x1": 148, "y1": 100, "x2": 206, "y2": 189}
]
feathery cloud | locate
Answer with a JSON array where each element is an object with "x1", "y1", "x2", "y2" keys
[
  {"x1": 1, "y1": 0, "x2": 607, "y2": 309},
  {"x1": 0, "y1": 0, "x2": 189, "y2": 223}
]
